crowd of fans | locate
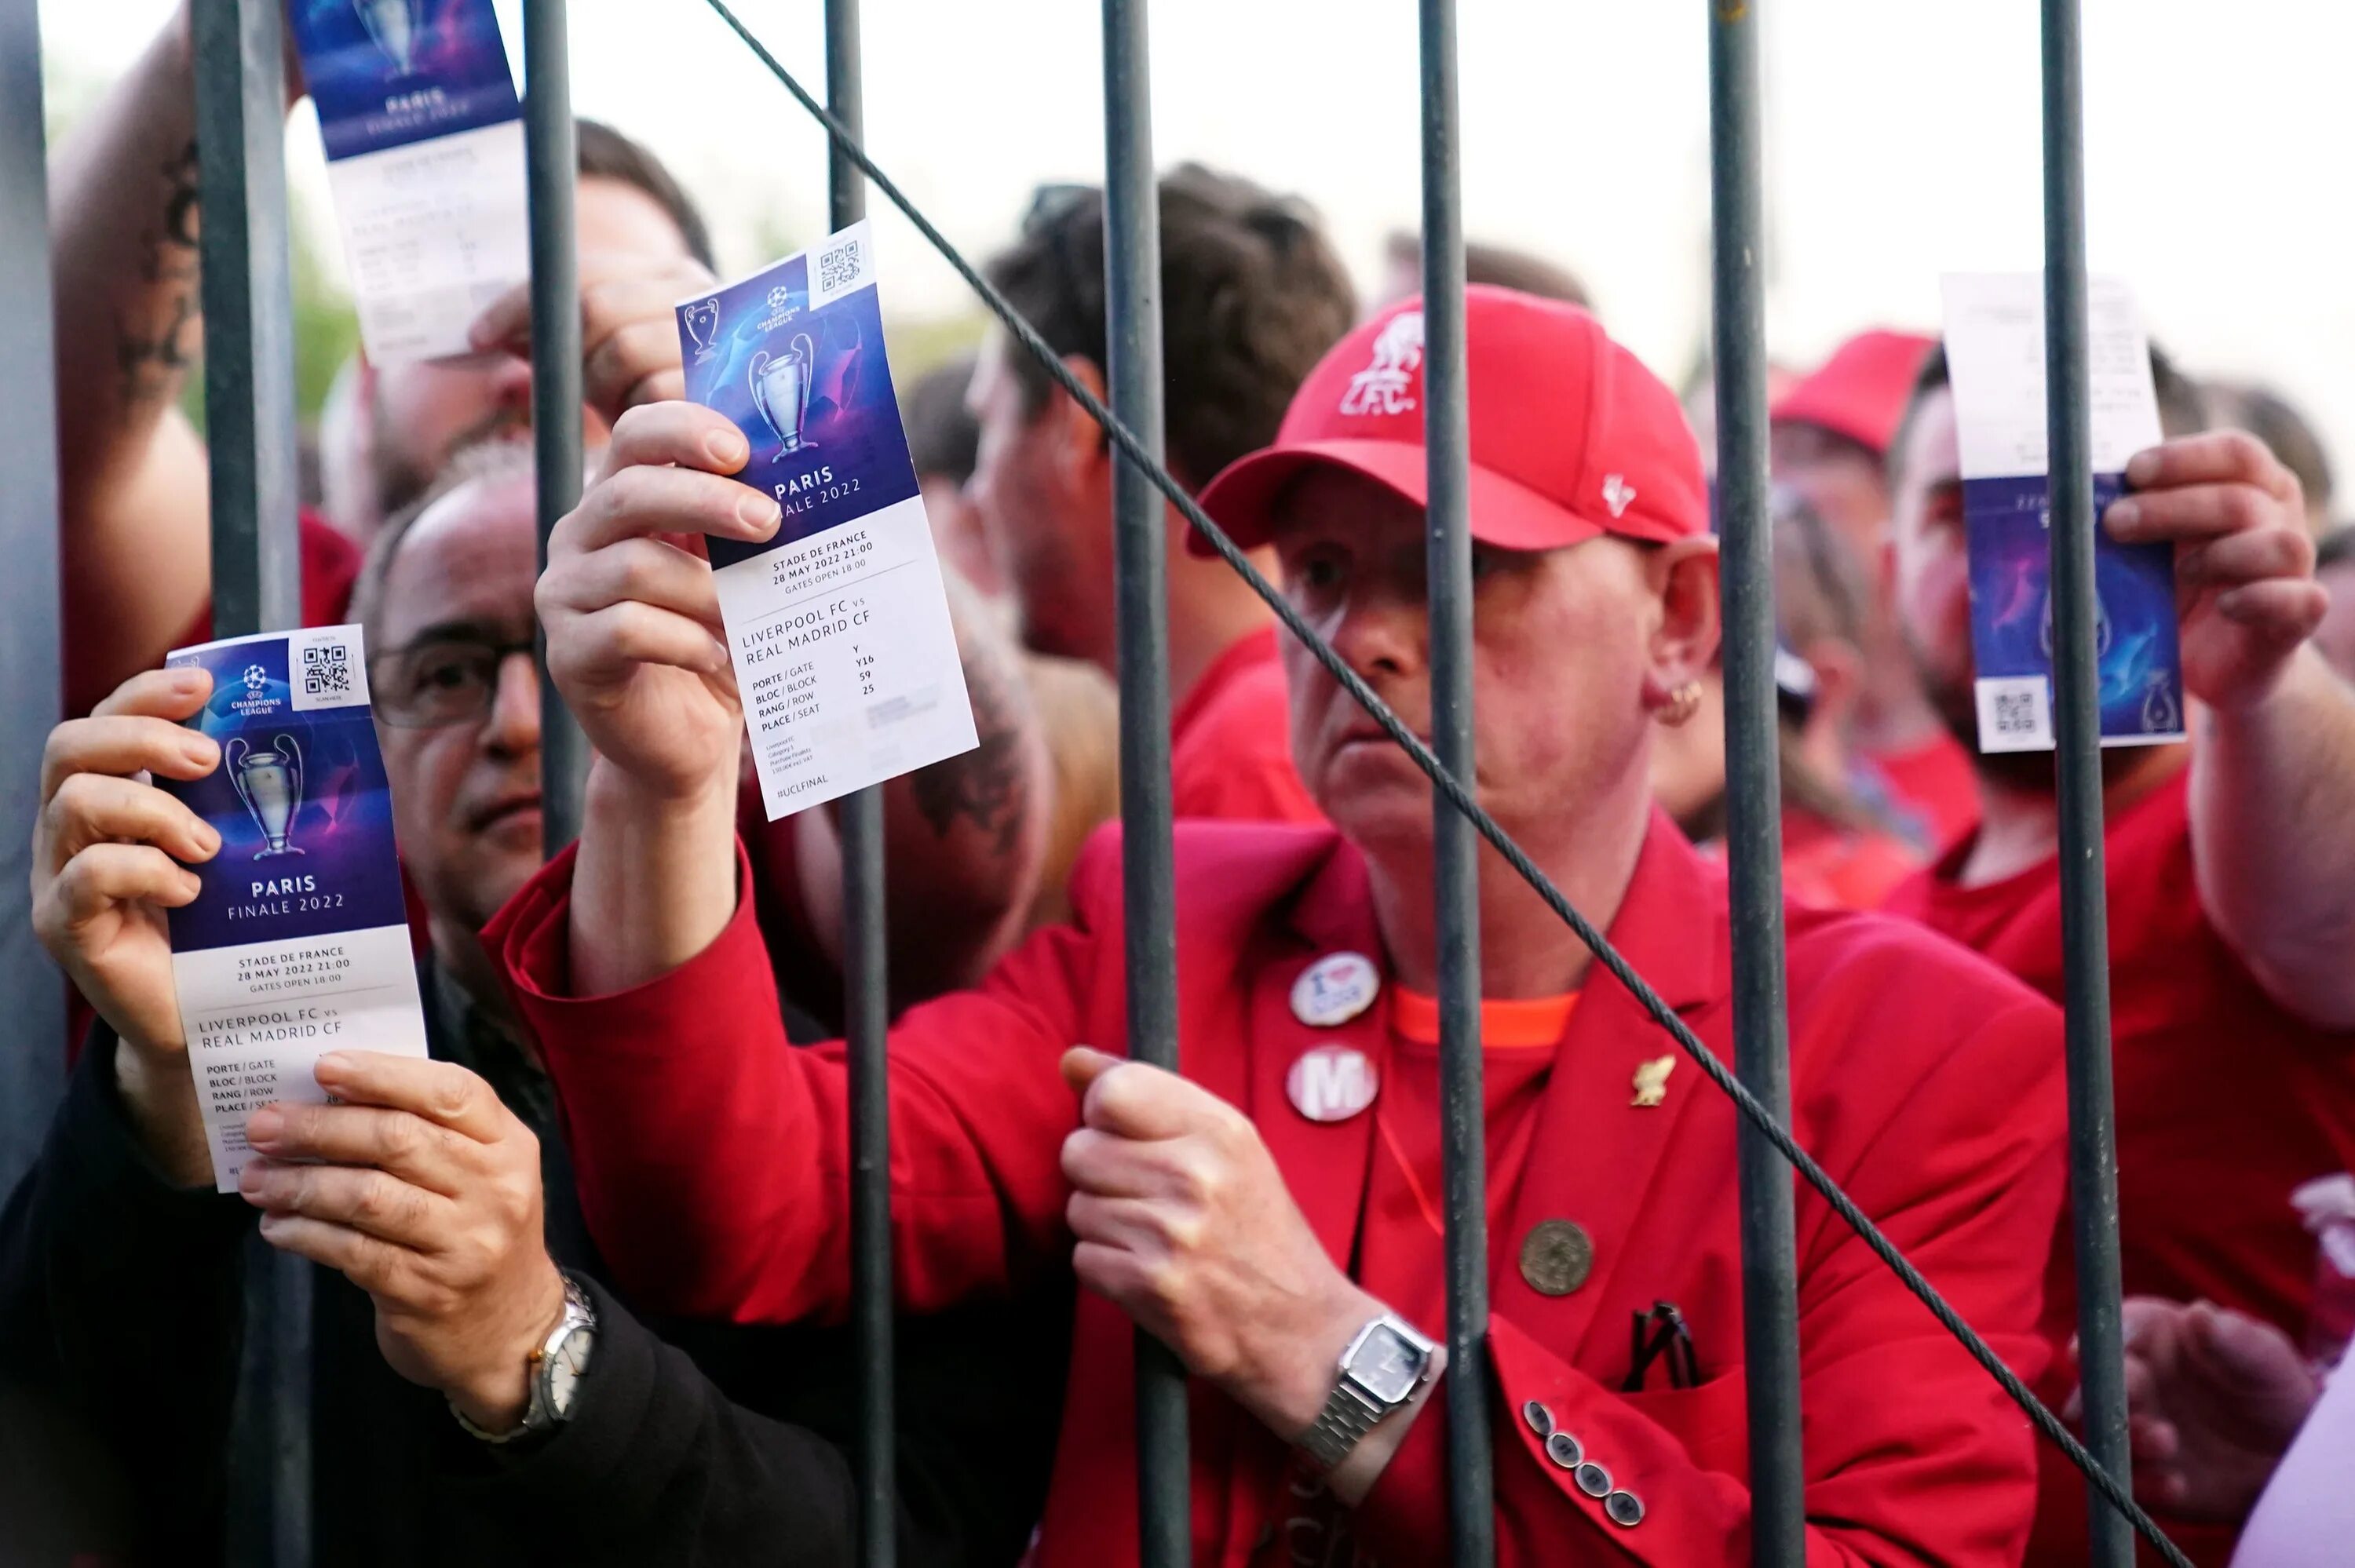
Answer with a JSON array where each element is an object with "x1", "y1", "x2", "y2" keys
[{"x1": 4, "y1": 5, "x2": 2353, "y2": 1566}]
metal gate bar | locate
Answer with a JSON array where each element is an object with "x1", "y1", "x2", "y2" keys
[
  {"x1": 1705, "y1": 2, "x2": 1808, "y2": 1561},
  {"x1": 1094, "y1": 2, "x2": 1191, "y2": 1563},
  {"x1": 692, "y1": 20, "x2": 2193, "y2": 1559},
  {"x1": 2037, "y1": 1, "x2": 2134, "y2": 1562},
  {"x1": 818, "y1": 2, "x2": 898, "y2": 1562},
  {"x1": 0, "y1": 0, "x2": 67, "y2": 1200},
  {"x1": 1411, "y1": 2, "x2": 1493, "y2": 1563},
  {"x1": 524, "y1": 0, "x2": 589, "y2": 852},
  {"x1": 190, "y1": 2, "x2": 312, "y2": 1563}
]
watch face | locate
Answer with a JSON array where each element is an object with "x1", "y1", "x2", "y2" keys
[
  {"x1": 546, "y1": 1324, "x2": 594, "y2": 1420},
  {"x1": 1351, "y1": 1323, "x2": 1428, "y2": 1405}
]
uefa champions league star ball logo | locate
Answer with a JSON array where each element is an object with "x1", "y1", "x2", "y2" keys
[
  {"x1": 228, "y1": 735, "x2": 308, "y2": 859},
  {"x1": 768, "y1": 286, "x2": 793, "y2": 312},
  {"x1": 683, "y1": 298, "x2": 723, "y2": 365},
  {"x1": 351, "y1": 0, "x2": 426, "y2": 77},
  {"x1": 243, "y1": 663, "x2": 268, "y2": 697}
]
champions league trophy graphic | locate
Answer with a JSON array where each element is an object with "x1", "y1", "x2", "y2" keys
[
  {"x1": 683, "y1": 299, "x2": 723, "y2": 366},
  {"x1": 2141, "y1": 669, "x2": 2182, "y2": 733},
  {"x1": 352, "y1": 0, "x2": 425, "y2": 77},
  {"x1": 228, "y1": 736, "x2": 308, "y2": 859},
  {"x1": 750, "y1": 333, "x2": 820, "y2": 455},
  {"x1": 2037, "y1": 586, "x2": 2114, "y2": 662}
]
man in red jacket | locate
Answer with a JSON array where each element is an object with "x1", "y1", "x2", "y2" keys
[
  {"x1": 1880, "y1": 345, "x2": 2355, "y2": 1566},
  {"x1": 430, "y1": 287, "x2": 2087, "y2": 1563}
]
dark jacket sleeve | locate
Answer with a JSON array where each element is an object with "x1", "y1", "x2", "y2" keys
[
  {"x1": 440, "y1": 1277, "x2": 964, "y2": 1567},
  {"x1": 0, "y1": 1030, "x2": 254, "y2": 1558}
]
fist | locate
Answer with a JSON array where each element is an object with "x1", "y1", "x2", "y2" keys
[
  {"x1": 241, "y1": 1052, "x2": 566, "y2": 1433},
  {"x1": 538, "y1": 402, "x2": 780, "y2": 804},
  {"x1": 31, "y1": 667, "x2": 223, "y2": 1059},
  {"x1": 1057, "y1": 1047, "x2": 1379, "y2": 1440},
  {"x1": 2068, "y1": 1296, "x2": 2317, "y2": 1523},
  {"x1": 2105, "y1": 431, "x2": 2324, "y2": 711}
]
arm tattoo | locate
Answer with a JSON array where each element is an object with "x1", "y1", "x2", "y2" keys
[
  {"x1": 116, "y1": 140, "x2": 203, "y2": 413},
  {"x1": 911, "y1": 639, "x2": 1028, "y2": 856}
]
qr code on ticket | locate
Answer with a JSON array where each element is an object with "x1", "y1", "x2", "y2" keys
[
  {"x1": 302, "y1": 641, "x2": 354, "y2": 698},
  {"x1": 817, "y1": 239, "x2": 863, "y2": 296},
  {"x1": 1974, "y1": 676, "x2": 2053, "y2": 753}
]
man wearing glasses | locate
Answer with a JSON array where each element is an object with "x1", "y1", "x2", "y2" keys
[{"x1": 0, "y1": 440, "x2": 1059, "y2": 1564}]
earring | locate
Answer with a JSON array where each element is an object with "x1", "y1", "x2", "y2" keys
[{"x1": 1656, "y1": 680, "x2": 1703, "y2": 728}]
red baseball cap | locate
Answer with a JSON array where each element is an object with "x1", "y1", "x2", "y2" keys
[
  {"x1": 1196, "y1": 286, "x2": 1707, "y2": 554},
  {"x1": 1769, "y1": 329, "x2": 1936, "y2": 458}
]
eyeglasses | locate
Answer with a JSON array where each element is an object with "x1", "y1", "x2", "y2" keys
[{"x1": 369, "y1": 637, "x2": 539, "y2": 729}]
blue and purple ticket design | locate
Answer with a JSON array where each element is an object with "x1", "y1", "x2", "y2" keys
[
  {"x1": 161, "y1": 626, "x2": 428, "y2": 1191},
  {"x1": 289, "y1": 0, "x2": 528, "y2": 363},
  {"x1": 676, "y1": 221, "x2": 977, "y2": 819},
  {"x1": 1941, "y1": 273, "x2": 2184, "y2": 753}
]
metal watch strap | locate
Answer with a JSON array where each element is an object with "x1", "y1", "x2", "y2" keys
[
  {"x1": 1300, "y1": 1376, "x2": 1388, "y2": 1471},
  {"x1": 451, "y1": 1274, "x2": 597, "y2": 1445}
]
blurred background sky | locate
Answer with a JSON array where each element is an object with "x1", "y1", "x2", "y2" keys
[{"x1": 36, "y1": 0, "x2": 2355, "y2": 482}]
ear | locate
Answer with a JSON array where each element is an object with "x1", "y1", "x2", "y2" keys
[
  {"x1": 1053, "y1": 354, "x2": 1114, "y2": 494},
  {"x1": 1799, "y1": 634, "x2": 1863, "y2": 742},
  {"x1": 1640, "y1": 536, "x2": 1722, "y2": 711}
]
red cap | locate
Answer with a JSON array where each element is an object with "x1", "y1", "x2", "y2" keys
[
  {"x1": 1769, "y1": 329, "x2": 1936, "y2": 458},
  {"x1": 1196, "y1": 286, "x2": 1707, "y2": 554}
]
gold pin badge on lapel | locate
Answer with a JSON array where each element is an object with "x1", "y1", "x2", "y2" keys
[{"x1": 1631, "y1": 1054, "x2": 1675, "y2": 1108}]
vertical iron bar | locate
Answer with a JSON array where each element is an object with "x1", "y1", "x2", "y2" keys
[
  {"x1": 0, "y1": 0, "x2": 65, "y2": 1197},
  {"x1": 524, "y1": 0, "x2": 587, "y2": 855},
  {"x1": 1099, "y1": 3, "x2": 1185, "y2": 1563},
  {"x1": 2039, "y1": 2, "x2": 2131, "y2": 1563},
  {"x1": 192, "y1": 2, "x2": 310, "y2": 1563},
  {"x1": 1415, "y1": 2, "x2": 1491, "y2": 1563},
  {"x1": 823, "y1": 4, "x2": 894, "y2": 1564},
  {"x1": 1707, "y1": 2, "x2": 1809, "y2": 1561}
]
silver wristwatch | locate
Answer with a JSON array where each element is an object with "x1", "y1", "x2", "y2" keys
[
  {"x1": 1298, "y1": 1311, "x2": 1438, "y2": 1471},
  {"x1": 452, "y1": 1274, "x2": 598, "y2": 1445}
]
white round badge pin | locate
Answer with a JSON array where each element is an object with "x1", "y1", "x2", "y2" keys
[
  {"x1": 1291, "y1": 951, "x2": 1381, "y2": 1028},
  {"x1": 1287, "y1": 1044, "x2": 1380, "y2": 1124}
]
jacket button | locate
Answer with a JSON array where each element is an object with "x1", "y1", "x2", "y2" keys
[
  {"x1": 1522, "y1": 1400, "x2": 1553, "y2": 1439},
  {"x1": 1544, "y1": 1431, "x2": 1582, "y2": 1468},
  {"x1": 1575, "y1": 1460, "x2": 1612, "y2": 1499},
  {"x1": 1605, "y1": 1490, "x2": 1645, "y2": 1527},
  {"x1": 1519, "y1": 1219, "x2": 1594, "y2": 1295}
]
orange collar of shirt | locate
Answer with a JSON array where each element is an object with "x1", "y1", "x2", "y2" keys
[{"x1": 1389, "y1": 986, "x2": 1577, "y2": 1048}]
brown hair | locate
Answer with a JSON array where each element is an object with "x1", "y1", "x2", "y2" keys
[
  {"x1": 576, "y1": 119, "x2": 716, "y2": 272},
  {"x1": 984, "y1": 165, "x2": 1357, "y2": 488},
  {"x1": 1386, "y1": 232, "x2": 1591, "y2": 309}
]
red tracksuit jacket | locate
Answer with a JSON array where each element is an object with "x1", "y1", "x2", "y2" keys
[{"x1": 488, "y1": 813, "x2": 2067, "y2": 1566}]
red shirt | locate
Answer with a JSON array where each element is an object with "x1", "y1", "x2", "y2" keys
[
  {"x1": 1870, "y1": 731, "x2": 1981, "y2": 854},
  {"x1": 1885, "y1": 769, "x2": 2355, "y2": 1566},
  {"x1": 1779, "y1": 810, "x2": 1922, "y2": 911},
  {"x1": 491, "y1": 812, "x2": 2068, "y2": 1567},
  {"x1": 1169, "y1": 626, "x2": 1321, "y2": 823}
]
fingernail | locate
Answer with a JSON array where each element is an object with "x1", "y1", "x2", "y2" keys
[
  {"x1": 316, "y1": 1052, "x2": 351, "y2": 1083},
  {"x1": 706, "y1": 429, "x2": 749, "y2": 468},
  {"x1": 184, "y1": 736, "x2": 216, "y2": 768},
  {"x1": 737, "y1": 494, "x2": 782, "y2": 534},
  {"x1": 2105, "y1": 498, "x2": 2139, "y2": 533},
  {"x1": 245, "y1": 1108, "x2": 282, "y2": 1147},
  {"x1": 2125, "y1": 450, "x2": 2160, "y2": 484},
  {"x1": 197, "y1": 822, "x2": 222, "y2": 853},
  {"x1": 173, "y1": 666, "x2": 206, "y2": 689}
]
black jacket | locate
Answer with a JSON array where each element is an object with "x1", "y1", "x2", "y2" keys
[{"x1": 0, "y1": 971, "x2": 1067, "y2": 1567}]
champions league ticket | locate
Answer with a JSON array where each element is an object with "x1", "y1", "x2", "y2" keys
[
  {"x1": 160, "y1": 627, "x2": 429, "y2": 1192},
  {"x1": 1941, "y1": 272, "x2": 2184, "y2": 754},
  {"x1": 675, "y1": 221, "x2": 978, "y2": 819},
  {"x1": 289, "y1": 0, "x2": 528, "y2": 363}
]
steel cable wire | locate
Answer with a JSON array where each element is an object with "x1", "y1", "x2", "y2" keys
[{"x1": 695, "y1": 3, "x2": 2191, "y2": 1559}]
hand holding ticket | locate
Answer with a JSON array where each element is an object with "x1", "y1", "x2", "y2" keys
[
  {"x1": 671, "y1": 221, "x2": 979, "y2": 817},
  {"x1": 151, "y1": 625, "x2": 431, "y2": 1191}
]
